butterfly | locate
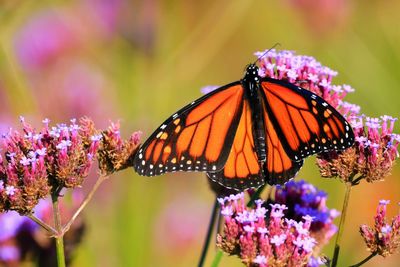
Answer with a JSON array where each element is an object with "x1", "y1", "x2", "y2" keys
[{"x1": 133, "y1": 64, "x2": 354, "y2": 190}]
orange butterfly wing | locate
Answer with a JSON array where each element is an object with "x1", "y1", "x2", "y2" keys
[
  {"x1": 207, "y1": 99, "x2": 264, "y2": 190},
  {"x1": 134, "y1": 82, "x2": 245, "y2": 176},
  {"x1": 261, "y1": 97, "x2": 304, "y2": 185},
  {"x1": 260, "y1": 78, "x2": 354, "y2": 184}
]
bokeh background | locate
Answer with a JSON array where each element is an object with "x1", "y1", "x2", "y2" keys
[{"x1": 0, "y1": 0, "x2": 399, "y2": 266}]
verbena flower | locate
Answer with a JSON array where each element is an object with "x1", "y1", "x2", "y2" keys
[
  {"x1": 360, "y1": 200, "x2": 400, "y2": 257},
  {"x1": 97, "y1": 121, "x2": 141, "y2": 175},
  {"x1": 255, "y1": 49, "x2": 359, "y2": 117},
  {"x1": 0, "y1": 196, "x2": 84, "y2": 266},
  {"x1": 0, "y1": 117, "x2": 140, "y2": 214},
  {"x1": 217, "y1": 193, "x2": 321, "y2": 267},
  {"x1": 273, "y1": 180, "x2": 339, "y2": 249},
  {"x1": 317, "y1": 115, "x2": 400, "y2": 183}
]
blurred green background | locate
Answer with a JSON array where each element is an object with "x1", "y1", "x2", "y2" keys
[{"x1": 1, "y1": 0, "x2": 399, "y2": 266}]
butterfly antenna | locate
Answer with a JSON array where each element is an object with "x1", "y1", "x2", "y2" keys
[{"x1": 253, "y1": 43, "x2": 281, "y2": 65}]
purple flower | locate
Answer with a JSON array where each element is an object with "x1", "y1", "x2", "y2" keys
[
  {"x1": 360, "y1": 200, "x2": 400, "y2": 257},
  {"x1": 273, "y1": 180, "x2": 338, "y2": 248},
  {"x1": 217, "y1": 192, "x2": 322, "y2": 266},
  {"x1": 0, "y1": 117, "x2": 140, "y2": 214},
  {"x1": 97, "y1": 121, "x2": 141, "y2": 175},
  {"x1": 317, "y1": 115, "x2": 400, "y2": 183}
]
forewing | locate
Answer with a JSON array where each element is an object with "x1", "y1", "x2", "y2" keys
[{"x1": 134, "y1": 82, "x2": 244, "y2": 176}]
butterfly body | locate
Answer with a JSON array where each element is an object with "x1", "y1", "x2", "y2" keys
[
  {"x1": 133, "y1": 64, "x2": 354, "y2": 190},
  {"x1": 241, "y1": 64, "x2": 267, "y2": 163}
]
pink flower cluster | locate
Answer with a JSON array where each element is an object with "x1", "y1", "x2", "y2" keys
[
  {"x1": 0, "y1": 117, "x2": 99, "y2": 214},
  {"x1": 0, "y1": 117, "x2": 141, "y2": 214},
  {"x1": 217, "y1": 193, "x2": 323, "y2": 267},
  {"x1": 360, "y1": 200, "x2": 400, "y2": 257},
  {"x1": 255, "y1": 49, "x2": 359, "y2": 117},
  {"x1": 317, "y1": 115, "x2": 400, "y2": 183}
]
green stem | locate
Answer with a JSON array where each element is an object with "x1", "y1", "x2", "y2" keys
[
  {"x1": 27, "y1": 213, "x2": 57, "y2": 236},
  {"x1": 348, "y1": 252, "x2": 378, "y2": 267},
  {"x1": 52, "y1": 192, "x2": 66, "y2": 267},
  {"x1": 331, "y1": 182, "x2": 352, "y2": 267},
  {"x1": 247, "y1": 184, "x2": 266, "y2": 207},
  {"x1": 198, "y1": 198, "x2": 219, "y2": 267},
  {"x1": 210, "y1": 250, "x2": 223, "y2": 267}
]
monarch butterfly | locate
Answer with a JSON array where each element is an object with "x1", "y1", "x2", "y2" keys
[{"x1": 133, "y1": 64, "x2": 354, "y2": 190}]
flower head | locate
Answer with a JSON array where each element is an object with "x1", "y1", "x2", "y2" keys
[
  {"x1": 97, "y1": 121, "x2": 141, "y2": 175},
  {"x1": 317, "y1": 115, "x2": 399, "y2": 183},
  {"x1": 273, "y1": 180, "x2": 339, "y2": 249},
  {"x1": 217, "y1": 193, "x2": 321, "y2": 266},
  {"x1": 360, "y1": 200, "x2": 400, "y2": 257},
  {"x1": 0, "y1": 117, "x2": 141, "y2": 214}
]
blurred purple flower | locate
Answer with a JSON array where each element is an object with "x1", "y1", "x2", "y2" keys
[
  {"x1": 0, "y1": 196, "x2": 84, "y2": 266},
  {"x1": 13, "y1": 10, "x2": 79, "y2": 71},
  {"x1": 217, "y1": 193, "x2": 322, "y2": 266},
  {"x1": 14, "y1": 1, "x2": 123, "y2": 72},
  {"x1": 317, "y1": 115, "x2": 399, "y2": 183},
  {"x1": 153, "y1": 195, "x2": 209, "y2": 255},
  {"x1": 286, "y1": 0, "x2": 350, "y2": 37},
  {"x1": 360, "y1": 200, "x2": 400, "y2": 257}
]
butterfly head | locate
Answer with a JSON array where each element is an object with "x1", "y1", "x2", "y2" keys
[{"x1": 243, "y1": 64, "x2": 260, "y2": 83}]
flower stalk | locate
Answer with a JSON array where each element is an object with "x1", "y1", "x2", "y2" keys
[
  {"x1": 331, "y1": 182, "x2": 352, "y2": 267},
  {"x1": 349, "y1": 251, "x2": 378, "y2": 267},
  {"x1": 52, "y1": 191, "x2": 66, "y2": 267},
  {"x1": 198, "y1": 198, "x2": 219, "y2": 267},
  {"x1": 63, "y1": 175, "x2": 109, "y2": 233}
]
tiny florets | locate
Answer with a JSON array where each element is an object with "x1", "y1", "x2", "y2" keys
[
  {"x1": 272, "y1": 180, "x2": 339, "y2": 250},
  {"x1": 97, "y1": 121, "x2": 141, "y2": 175},
  {"x1": 0, "y1": 117, "x2": 141, "y2": 214},
  {"x1": 316, "y1": 115, "x2": 399, "y2": 183},
  {"x1": 359, "y1": 200, "x2": 400, "y2": 257},
  {"x1": 217, "y1": 193, "x2": 321, "y2": 267}
]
